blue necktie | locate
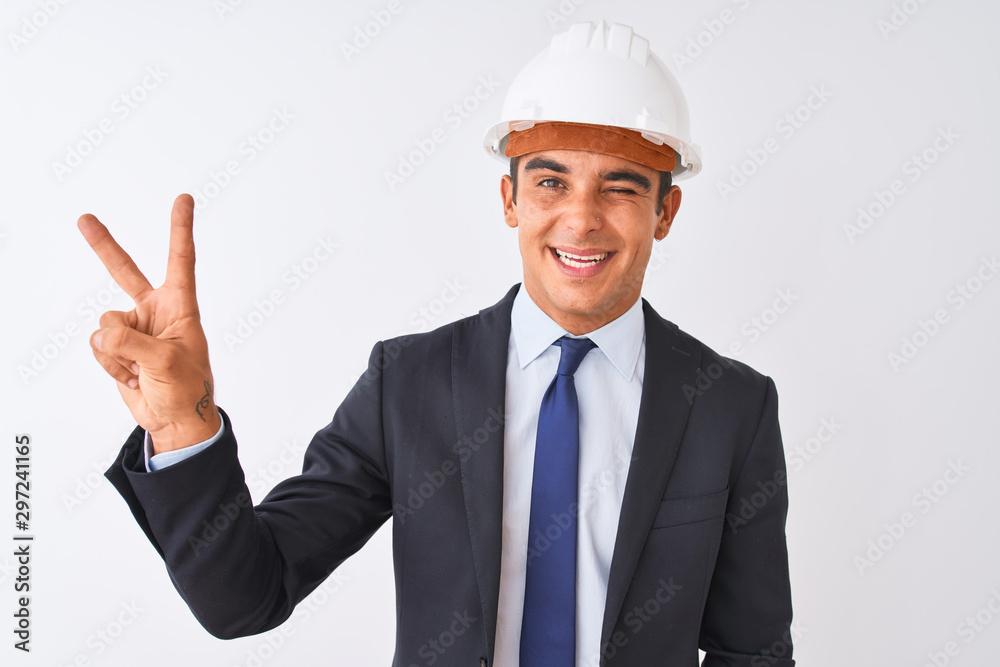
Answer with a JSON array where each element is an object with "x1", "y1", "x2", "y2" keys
[{"x1": 520, "y1": 336, "x2": 596, "y2": 667}]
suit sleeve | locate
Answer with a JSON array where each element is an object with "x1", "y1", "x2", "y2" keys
[
  {"x1": 104, "y1": 343, "x2": 393, "y2": 639},
  {"x1": 699, "y1": 377, "x2": 796, "y2": 667}
]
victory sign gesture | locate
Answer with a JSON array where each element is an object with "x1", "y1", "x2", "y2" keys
[{"x1": 78, "y1": 194, "x2": 221, "y2": 454}]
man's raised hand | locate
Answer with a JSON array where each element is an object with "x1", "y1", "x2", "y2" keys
[{"x1": 78, "y1": 194, "x2": 221, "y2": 454}]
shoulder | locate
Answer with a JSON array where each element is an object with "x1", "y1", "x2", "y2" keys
[
  {"x1": 369, "y1": 284, "x2": 518, "y2": 367},
  {"x1": 642, "y1": 299, "x2": 775, "y2": 409}
]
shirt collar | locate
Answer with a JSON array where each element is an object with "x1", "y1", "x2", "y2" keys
[{"x1": 511, "y1": 284, "x2": 645, "y2": 381}]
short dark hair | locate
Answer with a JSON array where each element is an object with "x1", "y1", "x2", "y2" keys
[{"x1": 509, "y1": 154, "x2": 673, "y2": 214}]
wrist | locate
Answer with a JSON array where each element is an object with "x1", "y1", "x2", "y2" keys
[{"x1": 148, "y1": 407, "x2": 221, "y2": 455}]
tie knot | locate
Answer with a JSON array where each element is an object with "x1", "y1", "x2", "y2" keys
[{"x1": 555, "y1": 336, "x2": 596, "y2": 377}]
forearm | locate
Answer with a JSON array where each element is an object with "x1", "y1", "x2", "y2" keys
[
  {"x1": 106, "y1": 345, "x2": 395, "y2": 639},
  {"x1": 108, "y1": 408, "x2": 295, "y2": 638}
]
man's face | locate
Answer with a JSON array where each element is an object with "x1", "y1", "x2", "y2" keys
[{"x1": 500, "y1": 149, "x2": 681, "y2": 334}]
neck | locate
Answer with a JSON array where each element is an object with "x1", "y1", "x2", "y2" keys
[{"x1": 523, "y1": 284, "x2": 638, "y2": 335}]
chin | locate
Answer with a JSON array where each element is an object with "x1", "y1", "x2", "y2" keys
[{"x1": 549, "y1": 290, "x2": 616, "y2": 322}]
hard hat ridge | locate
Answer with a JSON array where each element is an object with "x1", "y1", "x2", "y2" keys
[{"x1": 553, "y1": 20, "x2": 649, "y2": 66}]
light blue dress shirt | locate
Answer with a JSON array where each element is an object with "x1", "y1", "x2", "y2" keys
[{"x1": 493, "y1": 287, "x2": 644, "y2": 667}]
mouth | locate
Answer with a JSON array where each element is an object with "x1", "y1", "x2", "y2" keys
[{"x1": 551, "y1": 247, "x2": 614, "y2": 277}]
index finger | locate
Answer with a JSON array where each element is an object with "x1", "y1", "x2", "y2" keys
[
  {"x1": 165, "y1": 193, "x2": 197, "y2": 292},
  {"x1": 77, "y1": 213, "x2": 154, "y2": 299}
]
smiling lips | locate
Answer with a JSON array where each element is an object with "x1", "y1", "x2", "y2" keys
[{"x1": 552, "y1": 247, "x2": 613, "y2": 276}]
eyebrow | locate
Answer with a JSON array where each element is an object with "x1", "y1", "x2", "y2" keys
[
  {"x1": 524, "y1": 157, "x2": 569, "y2": 174},
  {"x1": 601, "y1": 170, "x2": 652, "y2": 191}
]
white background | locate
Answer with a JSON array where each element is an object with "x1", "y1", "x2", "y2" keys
[{"x1": 2, "y1": 0, "x2": 999, "y2": 665}]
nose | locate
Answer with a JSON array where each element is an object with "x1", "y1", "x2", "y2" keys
[{"x1": 560, "y1": 186, "x2": 604, "y2": 237}]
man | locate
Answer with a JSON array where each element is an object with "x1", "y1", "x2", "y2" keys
[{"x1": 80, "y1": 21, "x2": 794, "y2": 666}]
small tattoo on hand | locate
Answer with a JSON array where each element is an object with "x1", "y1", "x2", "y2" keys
[{"x1": 196, "y1": 379, "x2": 212, "y2": 422}]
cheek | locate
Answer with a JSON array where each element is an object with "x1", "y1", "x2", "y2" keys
[
  {"x1": 518, "y1": 201, "x2": 557, "y2": 226},
  {"x1": 631, "y1": 242, "x2": 655, "y2": 271},
  {"x1": 518, "y1": 186, "x2": 570, "y2": 215},
  {"x1": 516, "y1": 224, "x2": 549, "y2": 269},
  {"x1": 616, "y1": 219, "x2": 657, "y2": 257},
  {"x1": 516, "y1": 211, "x2": 555, "y2": 247}
]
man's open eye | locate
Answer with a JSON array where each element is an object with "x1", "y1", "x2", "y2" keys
[{"x1": 538, "y1": 178, "x2": 564, "y2": 188}]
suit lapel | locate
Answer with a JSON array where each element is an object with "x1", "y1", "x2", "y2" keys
[
  {"x1": 452, "y1": 285, "x2": 518, "y2": 657},
  {"x1": 600, "y1": 300, "x2": 703, "y2": 647}
]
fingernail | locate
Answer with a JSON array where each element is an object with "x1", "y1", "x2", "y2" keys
[
  {"x1": 92, "y1": 330, "x2": 103, "y2": 351},
  {"x1": 127, "y1": 378, "x2": 138, "y2": 389},
  {"x1": 130, "y1": 362, "x2": 139, "y2": 374}
]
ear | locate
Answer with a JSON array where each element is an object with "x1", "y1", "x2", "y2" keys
[
  {"x1": 654, "y1": 185, "x2": 682, "y2": 241},
  {"x1": 500, "y1": 174, "x2": 518, "y2": 229}
]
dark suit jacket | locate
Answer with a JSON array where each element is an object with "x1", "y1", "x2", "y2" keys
[{"x1": 106, "y1": 285, "x2": 794, "y2": 666}]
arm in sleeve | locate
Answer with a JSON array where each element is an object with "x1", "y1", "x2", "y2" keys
[
  {"x1": 699, "y1": 377, "x2": 796, "y2": 667},
  {"x1": 145, "y1": 419, "x2": 225, "y2": 471},
  {"x1": 104, "y1": 342, "x2": 393, "y2": 639}
]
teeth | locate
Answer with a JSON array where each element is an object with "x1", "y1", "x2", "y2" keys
[{"x1": 555, "y1": 249, "x2": 608, "y2": 268}]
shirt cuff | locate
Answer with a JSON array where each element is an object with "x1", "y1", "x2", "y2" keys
[{"x1": 144, "y1": 419, "x2": 226, "y2": 472}]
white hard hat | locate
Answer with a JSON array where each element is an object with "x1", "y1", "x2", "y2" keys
[{"x1": 483, "y1": 20, "x2": 702, "y2": 179}]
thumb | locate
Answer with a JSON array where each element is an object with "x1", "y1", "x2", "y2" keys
[{"x1": 91, "y1": 326, "x2": 164, "y2": 369}]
